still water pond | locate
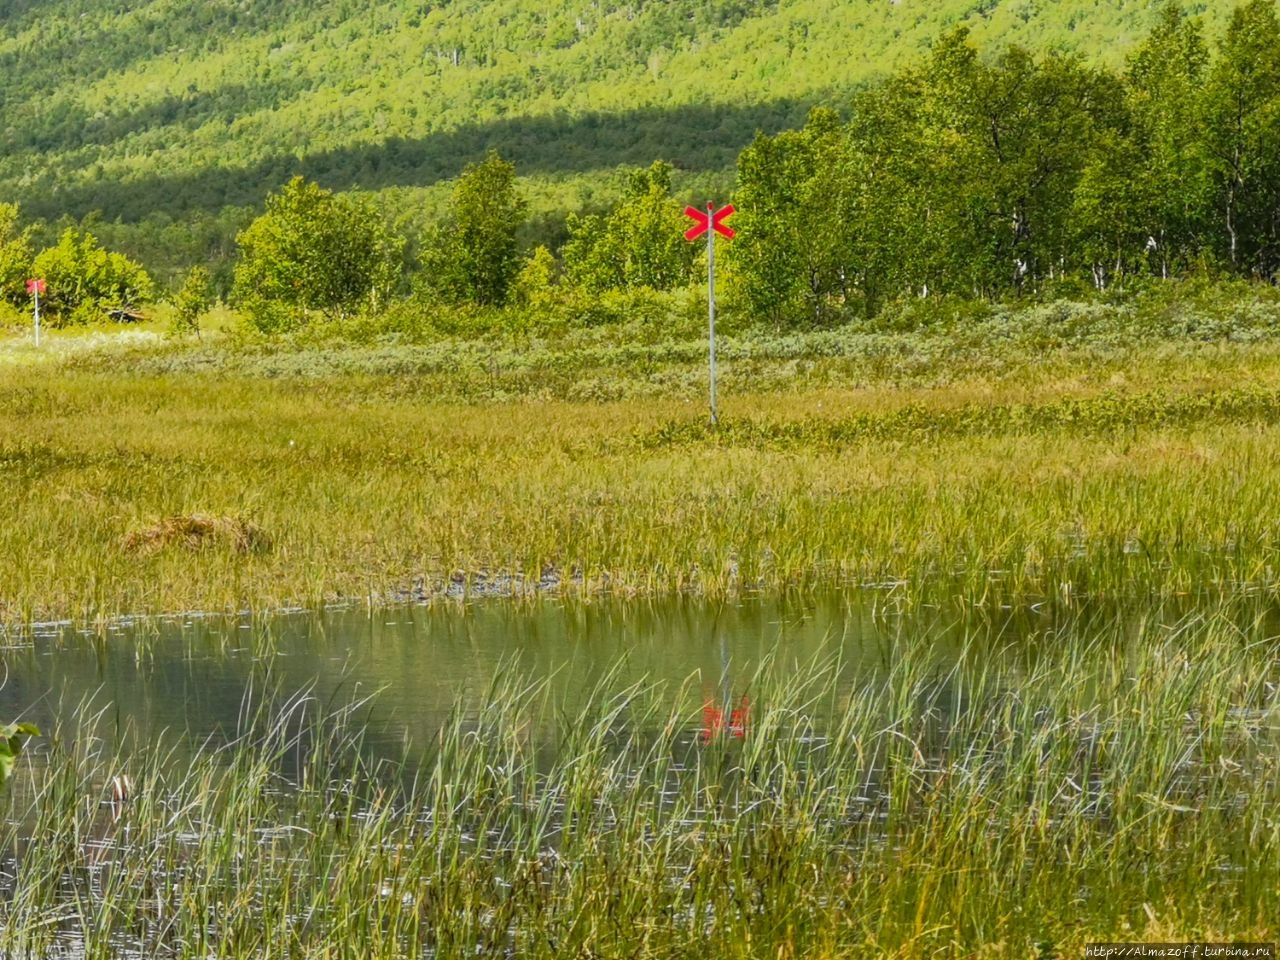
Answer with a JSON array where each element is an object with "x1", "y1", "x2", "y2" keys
[
  {"x1": 1, "y1": 592, "x2": 1061, "y2": 764},
  {"x1": 1, "y1": 593, "x2": 1277, "y2": 956}
]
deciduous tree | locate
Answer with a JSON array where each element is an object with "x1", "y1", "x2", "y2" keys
[
  {"x1": 232, "y1": 176, "x2": 402, "y2": 332},
  {"x1": 730, "y1": 108, "x2": 857, "y2": 327},
  {"x1": 562, "y1": 160, "x2": 695, "y2": 292},
  {"x1": 420, "y1": 152, "x2": 528, "y2": 307},
  {"x1": 1202, "y1": 0, "x2": 1280, "y2": 276},
  {"x1": 1124, "y1": 1, "x2": 1212, "y2": 277},
  {"x1": 171, "y1": 265, "x2": 214, "y2": 338}
]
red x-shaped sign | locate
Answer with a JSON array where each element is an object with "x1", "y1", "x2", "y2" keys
[
  {"x1": 25, "y1": 278, "x2": 45, "y2": 295},
  {"x1": 684, "y1": 203, "x2": 735, "y2": 242}
]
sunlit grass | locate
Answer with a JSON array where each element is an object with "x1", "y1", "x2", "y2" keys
[{"x1": 6, "y1": 312, "x2": 1280, "y2": 626}]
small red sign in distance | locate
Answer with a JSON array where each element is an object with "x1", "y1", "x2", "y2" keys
[{"x1": 26, "y1": 278, "x2": 45, "y2": 295}]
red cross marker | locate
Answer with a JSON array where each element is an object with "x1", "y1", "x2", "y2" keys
[
  {"x1": 682, "y1": 202, "x2": 736, "y2": 425},
  {"x1": 26, "y1": 278, "x2": 45, "y2": 295},
  {"x1": 684, "y1": 203, "x2": 736, "y2": 241}
]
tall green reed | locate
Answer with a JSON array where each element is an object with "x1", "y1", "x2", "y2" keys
[{"x1": 1, "y1": 603, "x2": 1275, "y2": 957}]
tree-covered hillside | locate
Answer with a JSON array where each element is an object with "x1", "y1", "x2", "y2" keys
[{"x1": 0, "y1": 0, "x2": 1240, "y2": 280}]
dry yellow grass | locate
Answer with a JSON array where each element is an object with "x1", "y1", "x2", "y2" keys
[{"x1": 120, "y1": 514, "x2": 271, "y2": 555}]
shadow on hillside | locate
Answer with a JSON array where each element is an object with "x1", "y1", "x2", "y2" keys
[
  {"x1": 9, "y1": 80, "x2": 314, "y2": 155},
  {"x1": 22, "y1": 97, "x2": 822, "y2": 222}
]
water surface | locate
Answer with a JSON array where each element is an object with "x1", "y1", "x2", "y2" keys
[{"x1": 1, "y1": 591, "x2": 1063, "y2": 765}]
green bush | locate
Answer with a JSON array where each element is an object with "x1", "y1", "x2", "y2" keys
[
  {"x1": 30, "y1": 228, "x2": 154, "y2": 324},
  {"x1": 170, "y1": 265, "x2": 214, "y2": 338},
  {"x1": 232, "y1": 177, "x2": 403, "y2": 333},
  {"x1": 0, "y1": 203, "x2": 33, "y2": 306}
]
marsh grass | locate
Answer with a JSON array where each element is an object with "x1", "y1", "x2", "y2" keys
[
  {"x1": 8, "y1": 292, "x2": 1280, "y2": 626},
  {"x1": 0, "y1": 607, "x2": 1276, "y2": 957}
]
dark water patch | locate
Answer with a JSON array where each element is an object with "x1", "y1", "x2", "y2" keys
[{"x1": 1, "y1": 591, "x2": 1269, "y2": 771}]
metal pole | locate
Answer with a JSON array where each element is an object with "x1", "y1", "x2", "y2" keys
[
  {"x1": 707, "y1": 202, "x2": 717, "y2": 427},
  {"x1": 33, "y1": 288, "x2": 40, "y2": 347}
]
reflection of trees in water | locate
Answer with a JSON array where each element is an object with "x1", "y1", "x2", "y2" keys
[{"x1": 0, "y1": 592, "x2": 1059, "y2": 779}]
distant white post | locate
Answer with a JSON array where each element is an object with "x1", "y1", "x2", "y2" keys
[{"x1": 26, "y1": 278, "x2": 45, "y2": 347}]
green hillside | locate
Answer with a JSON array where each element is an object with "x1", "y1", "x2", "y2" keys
[{"x1": 0, "y1": 0, "x2": 1235, "y2": 278}]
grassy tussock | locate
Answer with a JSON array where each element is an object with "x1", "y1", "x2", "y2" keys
[
  {"x1": 0, "y1": 608, "x2": 1275, "y2": 957},
  {"x1": 120, "y1": 514, "x2": 271, "y2": 555}
]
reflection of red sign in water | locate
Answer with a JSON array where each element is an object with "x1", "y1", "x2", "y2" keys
[{"x1": 702, "y1": 695, "x2": 750, "y2": 743}]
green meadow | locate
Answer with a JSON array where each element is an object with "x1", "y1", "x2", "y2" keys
[{"x1": 5, "y1": 287, "x2": 1280, "y2": 627}]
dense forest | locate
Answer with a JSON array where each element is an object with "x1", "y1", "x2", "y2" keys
[
  {"x1": 732, "y1": 0, "x2": 1280, "y2": 323},
  {"x1": 0, "y1": 0, "x2": 1240, "y2": 279},
  {"x1": 1, "y1": 0, "x2": 1277, "y2": 329}
]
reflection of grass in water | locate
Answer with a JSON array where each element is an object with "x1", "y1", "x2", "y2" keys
[
  {"x1": 0, "y1": 608, "x2": 1276, "y2": 956},
  {"x1": 8, "y1": 306, "x2": 1280, "y2": 625}
]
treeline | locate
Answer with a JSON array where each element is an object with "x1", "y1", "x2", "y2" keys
[
  {"x1": 221, "y1": 156, "x2": 697, "y2": 335},
  {"x1": 732, "y1": 0, "x2": 1280, "y2": 324},
  {"x1": 5, "y1": 1, "x2": 1280, "y2": 335}
]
